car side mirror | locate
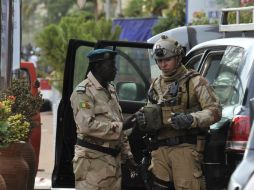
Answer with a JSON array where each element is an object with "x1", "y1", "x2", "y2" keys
[{"x1": 116, "y1": 82, "x2": 146, "y2": 101}]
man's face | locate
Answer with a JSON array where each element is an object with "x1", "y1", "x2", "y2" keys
[
  {"x1": 156, "y1": 56, "x2": 177, "y2": 74},
  {"x1": 95, "y1": 59, "x2": 117, "y2": 82}
]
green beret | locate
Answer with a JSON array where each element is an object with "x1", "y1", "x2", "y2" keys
[{"x1": 87, "y1": 49, "x2": 117, "y2": 63}]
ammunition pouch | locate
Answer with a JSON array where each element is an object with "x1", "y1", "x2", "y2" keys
[
  {"x1": 161, "y1": 106, "x2": 173, "y2": 125},
  {"x1": 141, "y1": 104, "x2": 162, "y2": 133}
]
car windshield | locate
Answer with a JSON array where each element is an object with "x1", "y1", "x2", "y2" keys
[{"x1": 203, "y1": 46, "x2": 244, "y2": 106}]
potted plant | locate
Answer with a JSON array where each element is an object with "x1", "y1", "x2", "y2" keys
[
  {"x1": 0, "y1": 96, "x2": 30, "y2": 145},
  {"x1": 0, "y1": 79, "x2": 43, "y2": 190}
]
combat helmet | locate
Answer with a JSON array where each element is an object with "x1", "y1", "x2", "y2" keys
[{"x1": 152, "y1": 35, "x2": 184, "y2": 60}]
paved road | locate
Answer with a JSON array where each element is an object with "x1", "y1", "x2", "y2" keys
[{"x1": 35, "y1": 111, "x2": 54, "y2": 189}]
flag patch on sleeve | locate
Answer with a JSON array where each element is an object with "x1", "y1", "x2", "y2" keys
[{"x1": 80, "y1": 101, "x2": 90, "y2": 109}]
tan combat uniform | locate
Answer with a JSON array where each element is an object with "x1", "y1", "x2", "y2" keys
[
  {"x1": 70, "y1": 72, "x2": 133, "y2": 190},
  {"x1": 148, "y1": 65, "x2": 222, "y2": 190}
]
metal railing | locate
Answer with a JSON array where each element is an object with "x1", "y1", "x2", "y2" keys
[{"x1": 220, "y1": 6, "x2": 254, "y2": 32}]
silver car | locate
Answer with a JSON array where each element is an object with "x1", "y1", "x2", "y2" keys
[{"x1": 227, "y1": 97, "x2": 254, "y2": 190}]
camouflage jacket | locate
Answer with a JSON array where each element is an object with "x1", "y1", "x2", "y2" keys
[
  {"x1": 148, "y1": 65, "x2": 222, "y2": 139},
  {"x1": 70, "y1": 72, "x2": 132, "y2": 161}
]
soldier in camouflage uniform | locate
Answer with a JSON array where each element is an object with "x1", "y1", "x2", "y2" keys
[
  {"x1": 132, "y1": 36, "x2": 222, "y2": 189},
  {"x1": 70, "y1": 49, "x2": 135, "y2": 190}
]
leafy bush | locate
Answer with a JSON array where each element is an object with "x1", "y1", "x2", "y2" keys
[{"x1": 0, "y1": 79, "x2": 43, "y2": 147}]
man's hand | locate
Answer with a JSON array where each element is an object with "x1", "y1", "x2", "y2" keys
[
  {"x1": 126, "y1": 157, "x2": 138, "y2": 170},
  {"x1": 122, "y1": 110, "x2": 146, "y2": 131},
  {"x1": 134, "y1": 111, "x2": 146, "y2": 130},
  {"x1": 169, "y1": 113, "x2": 193, "y2": 130},
  {"x1": 123, "y1": 115, "x2": 137, "y2": 130}
]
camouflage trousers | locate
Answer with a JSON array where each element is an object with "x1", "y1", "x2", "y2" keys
[
  {"x1": 149, "y1": 144, "x2": 205, "y2": 190},
  {"x1": 73, "y1": 154, "x2": 121, "y2": 190}
]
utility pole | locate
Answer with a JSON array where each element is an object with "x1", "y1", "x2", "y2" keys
[
  {"x1": 116, "y1": 0, "x2": 122, "y2": 17},
  {"x1": 105, "y1": 0, "x2": 110, "y2": 20}
]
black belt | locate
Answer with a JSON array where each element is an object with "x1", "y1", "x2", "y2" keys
[
  {"x1": 157, "y1": 135, "x2": 196, "y2": 147},
  {"x1": 76, "y1": 138, "x2": 121, "y2": 157}
]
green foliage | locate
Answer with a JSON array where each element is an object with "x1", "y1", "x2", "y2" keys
[
  {"x1": 123, "y1": 0, "x2": 146, "y2": 17},
  {"x1": 152, "y1": 1, "x2": 185, "y2": 35},
  {"x1": 2, "y1": 79, "x2": 43, "y2": 127},
  {"x1": 6, "y1": 114, "x2": 30, "y2": 144},
  {"x1": 35, "y1": 13, "x2": 121, "y2": 91},
  {"x1": 218, "y1": 2, "x2": 254, "y2": 25},
  {"x1": 0, "y1": 121, "x2": 9, "y2": 146},
  {"x1": 35, "y1": 24, "x2": 66, "y2": 77},
  {"x1": 0, "y1": 79, "x2": 43, "y2": 146},
  {"x1": 227, "y1": 9, "x2": 254, "y2": 24},
  {"x1": 123, "y1": 0, "x2": 169, "y2": 17},
  {"x1": 147, "y1": 0, "x2": 170, "y2": 16},
  {"x1": 45, "y1": 0, "x2": 76, "y2": 24}
]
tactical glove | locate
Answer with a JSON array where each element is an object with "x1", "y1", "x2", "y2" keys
[
  {"x1": 123, "y1": 115, "x2": 137, "y2": 130},
  {"x1": 126, "y1": 157, "x2": 138, "y2": 170},
  {"x1": 170, "y1": 113, "x2": 193, "y2": 130},
  {"x1": 134, "y1": 111, "x2": 146, "y2": 130}
]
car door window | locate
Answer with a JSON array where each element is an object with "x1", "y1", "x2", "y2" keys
[
  {"x1": 73, "y1": 46, "x2": 151, "y2": 102},
  {"x1": 202, "y1": 47, "x2": 244, "y2": 105},
  {"x1": 185, "y1": 53, "x2": 203, "y2": 70},
  {"x1": 201, "y1": 51, "x2": 224, "y2": 84},
  {"x1": 115, "y1": 47, "x2": 150, "y2": 101}
]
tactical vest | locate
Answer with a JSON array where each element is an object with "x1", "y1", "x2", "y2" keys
[{"x1": 148, "y1": 70, "x2": 203, "y2": 139}]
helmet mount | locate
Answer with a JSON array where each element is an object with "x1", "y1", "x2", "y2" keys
[{"x1": 152, "y1": 35, "x2": 184, "y2": 60}]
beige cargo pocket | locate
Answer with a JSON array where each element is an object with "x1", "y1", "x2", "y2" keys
[
  {"x1": 191, "y1": 149, "x2": 205, "y2": 190},
  {"x1": 191, "y1": 149, "x2": 203, "y2": 168},
  {"x1": 86, "y1": 157, "x2": 118, "y2": 188},
  {"x1": 176, "y1": 176, "x2": 203, "y2": 190},
  {"x1": 72, "y1": 156, "x2": 90, "y2": 181},
  {"x1": 175, "y1": 179, "x2": 192, "y2": 190}
]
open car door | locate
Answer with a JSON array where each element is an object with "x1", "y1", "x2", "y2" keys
[{"x1": 52, "y1": 39, "x2": 153, "y2": 189}]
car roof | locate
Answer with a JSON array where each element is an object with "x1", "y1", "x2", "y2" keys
[
  {"x1": 147, "y1": 25, "x2": 222, "y2": 52},
  {"x1": 188, "y1": 37, "x2": 254, "y2": 53}
]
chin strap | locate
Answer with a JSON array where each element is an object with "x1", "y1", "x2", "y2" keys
[{"x1": 175, "y1": 56, "x2": 182, "y2": 69}]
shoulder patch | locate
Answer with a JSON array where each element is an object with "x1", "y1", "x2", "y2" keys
[{"x1": 76, "y1": 86, "x2": 86, "y2": 93}]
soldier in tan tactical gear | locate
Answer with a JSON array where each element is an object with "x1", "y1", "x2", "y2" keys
[
  {"x1": 70, "y1": 49, "x2": 136, "y2": 190},
  {"x1": 128, "y1": 36, "x2": 222, "y2": 190}
]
